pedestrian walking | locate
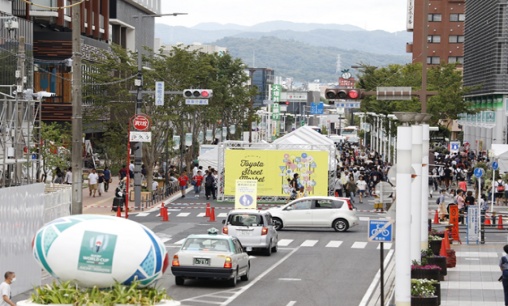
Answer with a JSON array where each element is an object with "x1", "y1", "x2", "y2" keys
[
  {"x1": 499, "y1": 245, "x2": 508, "y2": 306},
  {"x1": 103, "y1": 166, "x2": 111, "y2": 192},
  {"x1": 88, "y1": 168, "x2": 99, "y2": 197},
  {"x1": 345, "y1": 176, "x2": 357, "y2": 204},
  {"x1": 356, "y1": 175, "x2": 367, "y2": 203},
  {"x1": 1, "y1": 271, "x2": 16, "y2": 306},
  {"x1": 333, "y1": 173, "x2": 343, "y2": 197},
  {"x1": 204, "y1": 171, "x2": 216, "y2": 200},
  {"x1": 178, "y1": 171, "x2": 189, "y2": 198},
  {"x1": 192, "y1": 170, "x2": 204, "y2": 198},
  {"x1": 64, "y1": 167, "x2": 72, "y2": 184},
  {"x1": 98, "y1": 172, "x2": 105, "y2": 196}
]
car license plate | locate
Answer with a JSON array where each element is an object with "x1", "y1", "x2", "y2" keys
[
  {"x1": 239, "y1": 230, "x2": 251, "y2": 236},
  {"x1": 194, "y1": 258, "x2": 210, "y2": 265}
]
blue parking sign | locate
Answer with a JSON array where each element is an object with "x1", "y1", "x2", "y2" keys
[{"x1": 368, "y1": 220, "x2": 393, "y2": 242}]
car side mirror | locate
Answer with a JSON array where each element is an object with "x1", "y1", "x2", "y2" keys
[
  {"x1": 285, "y1": 206, "x2": 292, "y2": 211},
  {"x1": 221, "y1": 219, "x2": 226, "y2": 225}
]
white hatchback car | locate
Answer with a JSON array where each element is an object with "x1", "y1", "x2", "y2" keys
[
  {"x1": 222, "y1": 210, "x2": 278, "y2": 256},
  {"x1": 268, "y1": 196, "x2": 358, "y2": 232}
]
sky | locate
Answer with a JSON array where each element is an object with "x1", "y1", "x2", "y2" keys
[{"x1": 159, "y1": 0, "x2": 409, "y2": 33}]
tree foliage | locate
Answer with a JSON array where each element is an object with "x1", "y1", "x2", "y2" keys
[{"x1": 38, "y1": 122, "x2": 71, "y2": 182}]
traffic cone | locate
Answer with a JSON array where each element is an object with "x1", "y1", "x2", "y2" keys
[
  {"x1": 442, "y1": 230, "x2": 451, "y2": 250},
  {"x1": 116, "y1": 206, "x2": 121, "y2": 217},
  {"x1": 208, "y1": 207, "x2": 216, "y2": 222},
  {"x1": 160, "y1": 207, "x2": 169, "y2": 222},
  {"x1": 433, "y1": 210, "x2": 440, "y2": 224},
  {"x1": 498, "y1": 215, "x2": 504, "y2": 230},
  {"x1": 439, "y1": 234, "x2": 448, "y2": 257},
  {"x1": 205, "y1": 203, "x2": 211, "y2": 217},
  {"x1": 485, "y1": 214, "x2": 491, "y2": 225}
]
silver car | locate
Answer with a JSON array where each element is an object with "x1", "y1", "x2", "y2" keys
[{"x1": 222, "y1": 210, "x2": 279, "y2": 256}]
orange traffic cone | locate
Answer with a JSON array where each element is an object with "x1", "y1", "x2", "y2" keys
[
  {"x1": 208, "y1": 207, "x2": 216, "y2": 222},
  {"x1": 433, "y1": 210, "x2": 440, "y2": 224},
  {"x1": 205, "y1": 203, "x2": 211, "y2": 217},
  {"x1": 443, "y1": 230, "x2": 451, "y2": 250},
  {"x1": 439, "y1": 235, "x2": 448, "y2": 257},
  {"x1": 498, "y1": 215, "x2": 504, "y2": 230},
  {"x1": 160, "y1": 207, "x2": 169, "y2": 222},
  {"x1": 485, "y1": 214, "x2": 491, "y2": 225},
  {"x1": 116, "y1": 206, "x2": 122, "y2": 217}
]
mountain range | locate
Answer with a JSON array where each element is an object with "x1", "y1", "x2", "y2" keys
[{"x1": 155, "y1": 21, "x2": 412, "y2": 82}]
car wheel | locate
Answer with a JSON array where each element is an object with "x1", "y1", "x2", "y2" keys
[
  {"x1": 175, "y1": 276, "x2": 185, "y2": 286},
  {"x1": 333, "y1": 218, "x2": 349, "y2": 232},
  {"x1": 264, "y1": 240, "x2": 273, "y2": 256},
  {"x1": 272, "y1": 218, "x2": 283, "y2": 231},
  {"x1": 228, "y1": 268, "x2": 238, "y2": 287},
  {"x1": 271, "y1": 239, "x2": 278, "y2": 253},
  {"x1": 241, "y1": 263, "x2": 250, "y2": 281}
]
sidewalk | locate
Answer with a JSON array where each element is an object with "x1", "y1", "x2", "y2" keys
[{"x1": 441, "y1": 243, "x2": 506, "y2": 306}]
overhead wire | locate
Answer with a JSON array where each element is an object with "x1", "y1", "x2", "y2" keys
[{"x1": 19, "y1": 0, "x2": 85, "y2": 11}]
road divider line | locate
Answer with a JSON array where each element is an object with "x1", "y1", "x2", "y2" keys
[
  {"x1": 217, "y1": 213, "x2": 228, "y2": 218},
  {"x1": 286, "y1": 302, "x2": 297, "y2": 306},
  {"x1": 351, "y1": 241, "x2": 368, "y2": 249},
  {"x1": 278, "y1": 278, "x2": 301, "y2": 281},
  {"x1": 176, "y1": 212, "x2": 190, "y2": 217},
  {"x1": 277, "y1": 239, "x2": 293, "y2": 246},
  {"x1": 300, "y1": 240, "x2": 318, "y2": 247},
  {"x1": 197, "y1": 212, "x2": 205, "y2": 217},
  {"x1": 222, "y1": 246, "x2": 301, "y2": 305},
  {"x1": 325, "y1": 241, "x2": 343, "y2": 248}
]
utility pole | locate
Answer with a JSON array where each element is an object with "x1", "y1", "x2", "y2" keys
[
  {"x1": 15, "y1": 36, "x2": 25, "y2": 184},
  {"x1": 248, "y1": 68, "x2": 256, "y2": 143},
  {"x1": 134, "y1": 49, "x2": 143, "y2": 211},
  {"x1": 71, "y1": 1, "x2": 83, "y2": 215}
]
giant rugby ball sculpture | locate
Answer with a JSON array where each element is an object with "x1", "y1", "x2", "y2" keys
[{"x1": 32, "y1": 215, "x2": 169, "y2": 288}]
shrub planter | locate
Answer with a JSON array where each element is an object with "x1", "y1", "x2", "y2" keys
[
  {"x1": 426, "y1": 256, "x2": 447, "y2": 278},
  {"x1": 17, "y1": 300, "x2": 180, "y2": 306},
  {"x1": 429, "y1": 240, "x2": 442, "y2": 256},
  {"x1": 433, "y1": 282, "x2": 441, "y2": 305},
  {"x1": 411, "y1": 296, "x2": 439, "y2": 306},
  {"x1": 411, "y1": 268, "x2": 441, "y2": 281}
]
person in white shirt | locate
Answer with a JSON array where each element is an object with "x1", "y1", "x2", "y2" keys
[
  {"x1": 88, "y1": 168, "x2": 99, "y2": 197},
  {"x1": 64, "y1": 167, "x2": 72, "y2": 184},
  {"x1": 356, "y1": 175, "x2": 368, "y2": 203},
  {"x1": 0, "y1": 271, "x2": 16, "y2": 306}
]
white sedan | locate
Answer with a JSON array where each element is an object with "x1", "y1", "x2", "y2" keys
[
  {"x1": 171, "y1": 228, "x2": 250, "y2": 286},
  {"x1": 268, "y1": 196, "x2": 359, "y2": 232}
]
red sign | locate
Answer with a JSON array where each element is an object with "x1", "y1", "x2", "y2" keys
[
  {"x1": 132, "y1": 115, "x2": 150, "y2": 131},
  {"x1": 339, "y1": 77, "x2": 355, "y2": 89}
]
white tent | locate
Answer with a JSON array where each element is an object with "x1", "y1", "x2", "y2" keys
[
  {"x1": 198, "y1": 146, "x2": 219, "y2": 170},
  {"x1": 272, "y1": 126, "x2": 336, "y2": 170},
  {"x1": 491, "y1": 144, "x2": 508, "y2": 173}
]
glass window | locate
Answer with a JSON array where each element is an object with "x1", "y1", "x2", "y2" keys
[
  {"x1": 428, "y1": 35, "x2": 441, "y2": 43},
  {"x1": 332, "y1": 200, "x2": 345, "y2": 209},
  {"x1": 233, "y1": 239, "x2": 244, "y2": 253},
  {"x1": 290, "y1": 200, "x2": 312, "y2": 210},
  {"x1": 449, "y1": 35, "x2": 464, "y2": 43},
  {"x1": 448, "y1": 56, "x2": 464, "y2": 64},
  {"x1": 228, "y1": 214, "x2": 263, "y2": 226},
  {"x1": 314, "y1": 200, "x2": 333, "y2": 209},
  {"x1": 427, "y1": 56, "x2": 441, "y2": 65},
  {"x1": 450, "y1": 14, "x2": 465, "y2": 22},
  {"x1": 428, "y1": 14, "x2": 442, "y2": 22},
  {"x1": 182, "y1": 238, "x2": 231, "y2": 252}
]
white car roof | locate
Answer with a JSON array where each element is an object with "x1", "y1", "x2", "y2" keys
[
  {"x1": 227, "y1": 209, "x2": 268, "y2": 215},
  {"x1": 186, "y1": 234, "x2": 233, "y2": 240}
]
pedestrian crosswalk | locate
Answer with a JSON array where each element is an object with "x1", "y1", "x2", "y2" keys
[{"x1": 160, "y1": 236, "x2": 393, "y2": 250}]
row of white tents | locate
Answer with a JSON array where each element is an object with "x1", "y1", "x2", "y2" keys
[{"x1": 198, "y1": 126, "x2": 337, "y2": 170}]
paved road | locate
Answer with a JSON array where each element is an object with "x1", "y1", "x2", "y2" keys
[{"x1": 129, "y1": 192, "x2": 390, "y2": 306}]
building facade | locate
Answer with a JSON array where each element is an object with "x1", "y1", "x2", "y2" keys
[
  {"x1": 461, "y1": 0, "x2": 507, "y2": 151},
  {"x1": 406, "y1": 0, "x2": 465, "y2": 66},
  {"x1": 248, "y1": 68, "x2": 274, "y2": 108}
]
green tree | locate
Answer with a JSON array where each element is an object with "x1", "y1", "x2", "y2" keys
[{"x1": 39, "y1": 122, "x2": 71, "y2": 182}]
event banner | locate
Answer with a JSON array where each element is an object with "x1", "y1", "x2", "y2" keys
[{"x1": 224, "y1": 150, "x2": 329, "y2": 196}]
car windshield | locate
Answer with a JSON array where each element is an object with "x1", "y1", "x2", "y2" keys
[
  {"x1": 228, "y1": 214, "x2": 263, "y2": 226},
  {"x1": 182, "y1": 238, "x2": 231, "y2": 252}
]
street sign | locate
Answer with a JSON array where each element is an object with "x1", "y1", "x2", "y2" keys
[
  {"x1": 155, "y1": 81, "x2": 164, "y2": 106},
  {"x1": 368, "y1": 219, "x2": 393, "y2": 242},
  {"x1": 132, "y1": 114, "x2": 150, "y2": 131},
  {"x1": 310, "y1": 102, "x2": 324, "y2": 114},
  {"x1": 466, "y1": 205, "x2": 479, "y2": 244},
  {"x1": 185, "y1": 99, "x2": 209, "y2": 105},
  {"x1": 449, "y1": 141, "x2": 460, "y2": 154},
  {"x1": 271, "y1": 84, "x2": 282, "y2": 102},
  {"x1": 271, "y1": 103, "x2": 280, "y2": 120},
  {"x1": 474, "y1": 167, "x2": 484, "y2": 178},
  {"x1": 129, "y1": 131, "x2": 152, "y2": 142},
  {"x1": 492, "y1": 161, "x2": 499, "y2": 170},
  {"x1": 334, "y1": 101, "x2": 361, "y2": 109}
]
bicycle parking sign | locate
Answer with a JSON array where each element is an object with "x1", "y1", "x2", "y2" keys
[{"x1": 368, "y1": 219, "x2": 393, "y2": 242}]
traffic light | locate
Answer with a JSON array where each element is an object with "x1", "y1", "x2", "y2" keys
[
  {"x1": 183, "y1": 89, "x2": 213, "y2": 99},
  {"x1": 325, "y1": 88, "x2": 363, "y2": 101},
  {"x1": 277, "y1": 100, "x2": 290, "y2": 105}
]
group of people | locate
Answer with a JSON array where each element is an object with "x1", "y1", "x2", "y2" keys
[
  {"x1": 86, "y1": 167, "x2": 112, "y2": 197},
  {"x1": 177, "y1": 164, "x2": 219, "y2": 200}
]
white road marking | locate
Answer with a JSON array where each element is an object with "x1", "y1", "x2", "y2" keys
[
  {"x1": 136, "y1": 212, "x2": 149, "y2": 217},
  {"x1": 279, "y1": 278, "x2": 301, "y2": 281},
  {"x1": 174, "y1": 239, "x2": 185, "y2": 245},
  {"x1": 221, "y1": 246, "x2": 301, "y2": 305},
  {"x1": 377, "y1": 243, "x2": 392, "y2": 249},
  {"x1": 197, "y1": 212, "x2": 206, "y2": 217},
  {"x1": 351, "y1": 241, "x2": 368, "y2": 249},
  {"x1": 218, "y1": 213, "x2": 228, "y2": 218},
  {"x1": 359, "y1": 249, "x2": 395, "y2": 306},
  {"x1": 176, "y1": 212, "x2": 190, "y2": 217},
  {"x1": 326, "y1": 241, "x2": 343, "y2": 248},
  {"x1": 286, "y1": 302, "x2": 297, "y2": 306},
  {"x1": 300, "y1": 240, "x2": 318, "y2": 247},
  {"x1": 277, "y1": 239, "x2": 293, "y2": 246},
  {"x1": 359, "y1": 216, "x2": 370, "y2": 222}
]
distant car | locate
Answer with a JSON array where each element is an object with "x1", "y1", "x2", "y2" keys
[
  {"x1": 268, "y1": 196, "x2": 359, "y2": 232},
  {"x1": 222, "y1": 210, "x2": 279, "y2": 256},
  {"x1": 171, "y1": 228, "x2": 250, "y2": 287}
]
